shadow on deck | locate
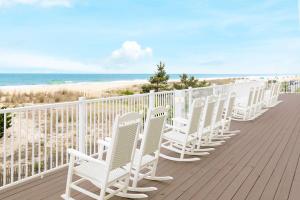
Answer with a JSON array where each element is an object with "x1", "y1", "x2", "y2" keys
[{"x1": 1, "y1": 94, "x2": 300, "y2": 200}]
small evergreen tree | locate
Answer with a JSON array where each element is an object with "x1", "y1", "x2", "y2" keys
[
  {"x1": 142, "y1": 61, "x2": 170, "y2": 93},
  {"x1": 0, "y1": 106, "x2": 12, "y2": 139}
]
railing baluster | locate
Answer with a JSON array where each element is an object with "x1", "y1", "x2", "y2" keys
[
  {"x1": 66, "y1": 106, "x2": 69, "y2": 163},
  {"x1": 31, "y1": 110, "x2": 35, "y2": 176},
  {"x1": 71, "y1": 106, "x2": 74, "y2": 150},
  {"x1": 61, "y1": 108, "x2": 64, "y2": 165},
  {"x1": 18, "y1": 112, "x2": 21, "y2": 180},
  {"x1": 44, "y1": 109, "x2": 47, "y2": 171},
  {"x1": 38, "y1": 110, "x2": 41, "y2": 174},
  {"x1": 25, "y1": 111, "x2": 28, "y2": 178},
  {"x1": 50, "y1": 109, "x2": 53, "y2": 169},
  {"x1": 3, "y1": 113, "x2": 6, "y2": 186},
  {"x1": 10, "y1": 113, "x2": 13, "y2": 183},
  {"x1": 55, "y1": 109, "x2": 58, "y2": 168},
  {"x1": 89, "y1": 103, "x2": 92, "y2": 155}
]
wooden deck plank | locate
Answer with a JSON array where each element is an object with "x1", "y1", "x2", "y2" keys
[
  {"x1": 273, "y1": 118, "x2": 300, "y2": 200},
  {"x1": 1, "y1": 95, "x2": 300, "y2": 200},
  {"x1": 202, "y1": 97, "x2": 299, "y2": 200},
  {"x1": 151, "y1": 117, "x2": 262, "y2": 200},
  {"x1": 181, "y1": 97, "x2": 293, "y2": 200},
  {"x1": 244, "y1": 100, "x2": 300, "y2": 200},
  {"x1": 216, "y1": 103, "x2": 300, "y2": 200},
  {"x1": 288, "y1": 149, "x2": 300, "y2": 200},
  {"x1": 230, "y1": 96, "x2": 297, "y2": 200},
  {"x1": 243, "y1": 95, "x2": 299, "y2": 199},
  {"x1": 254, "y1": 114, "x2": 300, "y2": 200}
]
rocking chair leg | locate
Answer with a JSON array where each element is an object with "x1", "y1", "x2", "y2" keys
[
  {"x1": 145, "y1": 175, "x2": 173, "y2": 181},
  {"x1": 99, "y1": 187, "x2": 106, "y2": 200},
  {"x1": 61, "y1": 194, "x2": 75, "y2": 200},
  {"x1": 62, "y1": 156, "x2": 75, "y2": 200},
  {"x1": 127, "y1": 186, "x2": 158, "y2": 192},
  {"x1": 160, "y1": 153, "x2": 200, "y2": 162}
]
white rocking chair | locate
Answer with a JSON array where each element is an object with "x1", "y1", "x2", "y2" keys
[
  {"x1": 62, "y1": 112, "x2": 147, "y2": 200},
  {"x1": 160, "y1": 98, "x2": 211, "y2": 162},
  {"x1": 198, "y1": 95, "x2": 224, "y2": 147},
  {"x1": 217, "y1": 92, "x2": 240, "y2": 138},
  {"x1": 209, "y1": 94, "x2": 231, "y2": 141},
  {"x1": 268, "y1": 82, "x2": 282, "y2": 107},
  {"x1": 250, "y1": 87, "x2": 259, "y2": 117},
  {"x1": 232, "y1": 87, "x2": 254, "y2": 121},
  {"x1": 129, "y1": 106, "x2": 173, "y2": 192},
  {"x1": 252, "y1": 86, "x2": 268, "y2": 118}
]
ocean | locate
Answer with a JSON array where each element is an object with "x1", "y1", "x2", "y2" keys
[{"x1": 0, "y1": 73, "x2": 285, "y2": 86}]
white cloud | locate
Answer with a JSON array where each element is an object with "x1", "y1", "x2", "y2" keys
[
  {"x1": 110, "y1": 41, "x2": 152, "y2": 62},
  {"x1": 0, "y1": 50, "x2": 101, "y2": 73},
  {"x1": 0, "y1": 0, "x2": 72, "y2": 8},
  {"x1": 0, "y1": 46, "x2": 155, "y2": 73}
]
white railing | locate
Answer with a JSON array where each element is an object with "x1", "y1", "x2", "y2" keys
[
  {"x1": 0, "y1": 82, "x2": 256, "y2": 189},
  {"x1": 280, "y1": 80, "x2": 300, "y2": 93}
]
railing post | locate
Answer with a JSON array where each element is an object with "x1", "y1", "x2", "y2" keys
[
  {"x1": 149, "y1": 90, "x2": 155, "y2": 110},
  {"x1": 78, "y1": 97, "x2": 86, "y2": 154},
  {"x1": 174, "y1": 89, "x2": 185, "y2": 118}
]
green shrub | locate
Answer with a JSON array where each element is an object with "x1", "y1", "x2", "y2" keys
[
  {"x1": 173, "y1": 74, "x2": 210, "y2": 89},
  {"x1": 173, "y1": 74, "x2": 199, "y2": 89},
  {"x1": 0, "y1": 106, "x2": 12, "y2": 139},
  {"x1": 119, "y1": 89, "x2": 135, "y2": 96}
]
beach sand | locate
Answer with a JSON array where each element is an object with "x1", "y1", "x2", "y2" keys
[{"x1": 0, "y1": 80, "x2": 148, "y2": 97}]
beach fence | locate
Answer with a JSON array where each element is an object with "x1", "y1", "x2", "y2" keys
[{"x1": 0, "y1": 81, "x2": 263, "y2": 189}]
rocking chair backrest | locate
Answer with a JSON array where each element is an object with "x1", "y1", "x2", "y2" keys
[
  {"x1": 252, "y1": 87, "x2": 259, "y2": 105},
  {"x1": 247, "y1": 88, "x2": 254, "y2": 107},
  {"x1": 272, "y1": 83, "x2": 278, "y2": 97},
  {"x1": 187, "y1": 98, "x2": 204, "y2": 135},
  {"x1": 107, "y1": 112, "x2": 141, "y2": 170},
  {"x1": 261, "y1": 86, "x2": 265, "y2": 101},
  {"x1": 203, "y1": 96, "x2": 218, "y2": 129},
  {"x1": 257, "y1": 86, "x2": 263, "y2": 103},
  {"x1": 275, "y1": 83, "x2": 281, "y2": 96},
  {"x1": 225, "y1": 92, "x2": 236, "y2": 119},
  {"x1": 269, "y1": 83, "x2": 275, "y2": 98},
  {"x1": 215, "y1": 94, "x2": 227, "y2": 124},
  {"x1": 141, "y1": 106, "x2": 168, "y2": 156}
]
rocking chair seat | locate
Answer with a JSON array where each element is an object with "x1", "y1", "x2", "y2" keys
[
  {"x1": 131, "y1": 150, "x2": 156, "y2": 169},
  {"x1": 74, "y1": 161, "x2": 128, "y2": 186},
  {"x1": 163, "y1": 130, "x2": 197, "y2": 144}
]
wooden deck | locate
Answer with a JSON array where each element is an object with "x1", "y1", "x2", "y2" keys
[{"x1": 1, "y1": 94, "x2": 300, "y2": 200}]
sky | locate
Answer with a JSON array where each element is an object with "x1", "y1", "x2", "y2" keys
[{"x1": 0, "y1": 0, "x2": 299, "y2": 74}]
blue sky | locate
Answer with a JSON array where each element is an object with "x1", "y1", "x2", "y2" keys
[{"x1": 0, "y1": 0, "x2": 299, "y2": 74}]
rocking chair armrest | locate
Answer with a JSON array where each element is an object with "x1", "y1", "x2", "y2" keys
[
  {"x1": 67, "y1": 149, "x2": 106, "y2": 166},
  {"x1": 98, "y1": 139, "x2": 111, "y2": 147},
  {"x1": 172, "y1": 117, "x2": 188, "y2": 125},
  {"x1": 165, "y1": 124, "x2": 187, "y2": 133},
  {"x1": 105, "y1": 137, "x2": 112, "y2": 142}
]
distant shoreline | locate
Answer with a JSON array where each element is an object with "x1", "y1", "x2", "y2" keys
[
  {"x1": 0, "y1": 75, "x2": 298, "y2": 97},
  {"x1": 0, "y1": 73, "x2": 295, "y2": 87}
]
